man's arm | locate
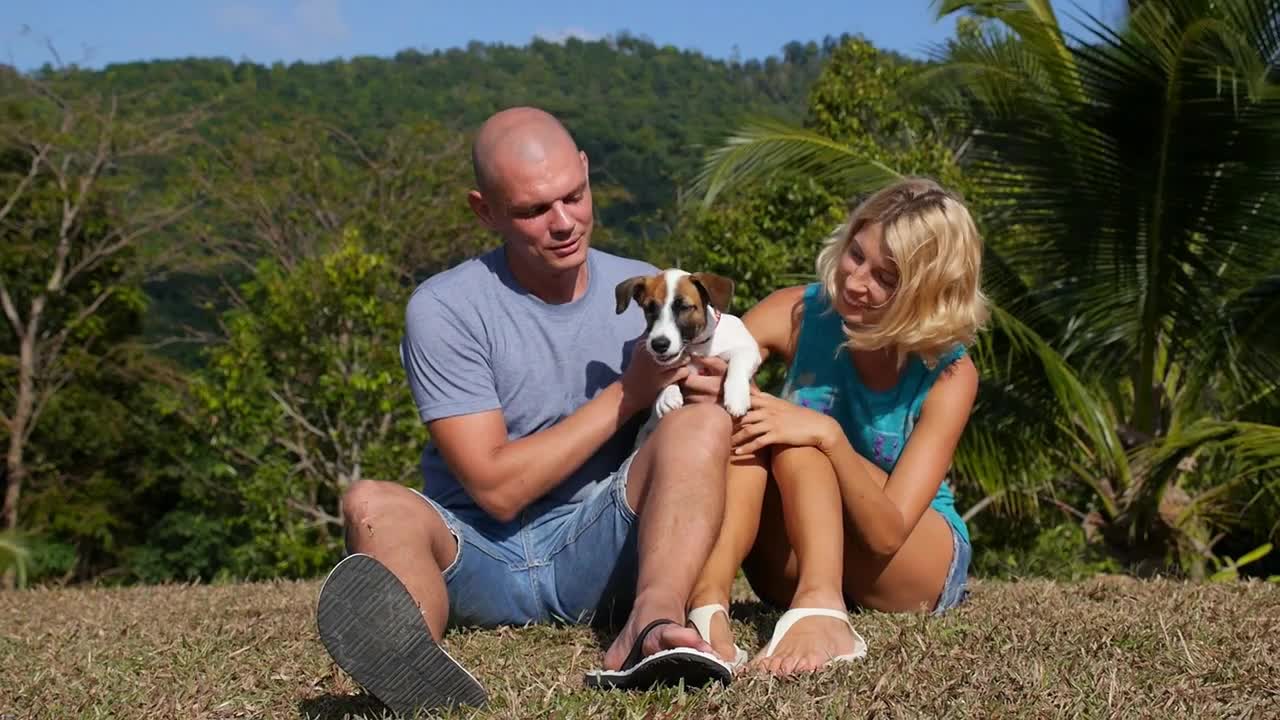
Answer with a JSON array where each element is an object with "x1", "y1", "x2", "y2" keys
[{"x1": 429, "y1": 343, "x2": 686, "y2": 523}]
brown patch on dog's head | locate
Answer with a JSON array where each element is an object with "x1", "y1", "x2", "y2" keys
[
  {"x1": 671, "y1": 274, "x2": 711, "y2": 341},
  {"x1": 689, "y1": 272, "x2": 734, "y2": 312},
  {"x1": 615, "y1": 274, "x2": 670, "y2": 330}
]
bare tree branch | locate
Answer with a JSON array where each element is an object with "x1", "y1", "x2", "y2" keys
[
  {"x1": 287, "y1": 498, "x2": 343, "y2": 528},
  {"x1": 0, "y1": 141, "x2": 52, "y2": 225},
  {"x1": 42, "y1": 285, "x2": 117, "y2": 362},
  {"x1": 0, "y1": 282, "x2": 22, "y2": 340},
  {"x1": 269, "y1": 388, "x2": 328, "y2": 441}
]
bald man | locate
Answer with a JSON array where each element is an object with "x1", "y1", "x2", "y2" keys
[{"x1": 315, "y1": 107, "x2": 734, "y2": 715}]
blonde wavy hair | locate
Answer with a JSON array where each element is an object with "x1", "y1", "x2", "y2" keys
[{"x1": 815, "y1": 177, "x2": 988, "y2": 367}]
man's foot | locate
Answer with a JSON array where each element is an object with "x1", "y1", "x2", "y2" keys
[
  {"x1": 317, "y1": 554, "x2": 487, "y2": 713},
  {"x1": 603, "y1": 594, "x2": 712, "y2": 671},
  {"x1": 750, "y1": 591, "x2": 866, "y2": 677},
  {"x1": 584, "y1": 591, "x2": 732, "y2": 690}
]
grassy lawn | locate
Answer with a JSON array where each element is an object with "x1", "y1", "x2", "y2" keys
[{"x1": 2, "y1": 575, "x2": 1278, "y2": 719}]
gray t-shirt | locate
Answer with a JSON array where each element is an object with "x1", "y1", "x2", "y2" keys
[{"x1": 401, "y1": 246, "x2": 657, "y2": 529}]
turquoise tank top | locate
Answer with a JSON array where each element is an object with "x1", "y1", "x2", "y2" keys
[{"x1": 781, "y1": 284, "x2": 970, "y2": 542}]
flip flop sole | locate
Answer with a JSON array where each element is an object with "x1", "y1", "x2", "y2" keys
[
  {"x1": 584, "y1": 647, "x2": 732, "y2": 690},
  {"x1": 316, "y1": 553, "x2": 487, "y2": 715}
]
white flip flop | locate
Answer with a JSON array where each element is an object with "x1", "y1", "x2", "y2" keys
[
  {"x1": 762, "y1": 607, "x2": 868, "y2": 665},
  {"x1": 687, "y1": 604, "x2": 750, "y2": 671}
]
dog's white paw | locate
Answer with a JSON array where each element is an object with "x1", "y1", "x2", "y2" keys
[
  {"x1": 723, "y1": 381, "x2": 750, "y2": 418},
  {"x1": 654, "y1": 384, "x2": 685, "y2": 417}
]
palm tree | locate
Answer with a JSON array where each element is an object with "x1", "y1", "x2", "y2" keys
[{"x1": 692, "y1": 0, "x2": 1280, "y2": 575}]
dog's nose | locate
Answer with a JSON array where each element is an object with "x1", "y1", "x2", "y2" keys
[{"x1": 650, "y1": 336, "x2": 671, "y2": 354}]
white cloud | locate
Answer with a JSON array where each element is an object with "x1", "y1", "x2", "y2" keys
[
  {"x1": 215, "y1": 0, "x2": 350, "y2": 56},
  {"x1": 533, "y1": 26, "x2": 601, "y2": 44}
]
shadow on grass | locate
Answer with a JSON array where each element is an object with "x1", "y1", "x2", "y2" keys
[{"x1": 297, "y1": 693, "x2": 393, "y2": 720}]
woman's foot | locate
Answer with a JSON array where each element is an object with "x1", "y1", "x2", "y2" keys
[
  {"x1": 751, "y1": 590, "x2": 861, "y2": 676},
  {"x1": 686, "y1": 593, "x2": 741, "y2": 665}
]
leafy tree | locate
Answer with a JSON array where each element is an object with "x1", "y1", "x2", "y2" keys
[
  {"x1": 196, "y1": 235, "x2": 424, "y2": 579},
  {"x1": 0, "y1": 70, "x2": 199, "y2": 552}
]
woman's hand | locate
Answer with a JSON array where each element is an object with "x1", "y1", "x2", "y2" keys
[{"x1": 731, "y1": 388, "x2": 842, "y2": 455}]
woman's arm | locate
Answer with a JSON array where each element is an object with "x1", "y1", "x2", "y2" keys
[{"x1": 819, "y1": 355, "x2": 978, "y2": 556}]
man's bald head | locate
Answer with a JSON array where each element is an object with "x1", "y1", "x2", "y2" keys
[
  {"x1": 472, "y1": 107, "x2": 580, "y2": 197},
  {"x1": 465, "y1": 106, "x2": 594, "y2": 289}
]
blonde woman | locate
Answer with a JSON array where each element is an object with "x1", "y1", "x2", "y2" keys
[{"x1": 684, "y1": 178, "x2": 988, "y2": 676}]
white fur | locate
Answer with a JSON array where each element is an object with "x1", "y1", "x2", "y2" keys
[{"x1": 634, "y1": 270, "x2": 762, "y2": 446}]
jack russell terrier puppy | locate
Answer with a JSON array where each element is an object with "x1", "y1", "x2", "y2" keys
[{"x1": 615, "y1": 269, "x2": 762, "y2": 435}]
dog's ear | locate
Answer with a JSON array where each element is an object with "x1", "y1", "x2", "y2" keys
[
  {"x1": 690, "y1": 272, "x2": 735, "y2": 312},
  {"x1": 615, "y1": 276, "x2": 647, "y2": 314}
]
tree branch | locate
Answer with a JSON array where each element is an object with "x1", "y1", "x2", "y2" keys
[
  {"x1": 43, "y1": 286, "x2": 118, "y2": 362},
  {"x1": 0, "y1": 140, "x2": 52, "y2": 225},
  {"x1": 61, "y1": 201, "x2": 196, "y2": 289},
  {"x1": 0, "y1": 282, "x2": 23, "y2": 340},
  {"x1": 286, "y1": 498, "x2": 343, "y2": 528},
  {"x1": 269, "y1": 388, "x2": 328, "y2": 441},
  {"x1": 23, "y1": 363, "x2": 76, "y2": 446}
]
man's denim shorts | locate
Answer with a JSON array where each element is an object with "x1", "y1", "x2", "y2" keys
[
  {"x1": 933, "y1": 520, "x2": 972, "y2": 615},
  {"x1": 414, "y1": 453, "x2": 640, "y2": 628}
]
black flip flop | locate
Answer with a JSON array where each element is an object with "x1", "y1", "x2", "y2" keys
[
  {"x1": 316, "y1": 553, "x2": 487, "y2": 715},
  {"x1": 583, "y1": 618, "x2": 733, "y2": 690}
]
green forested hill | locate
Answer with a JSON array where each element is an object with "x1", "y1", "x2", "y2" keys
[{"x1": 48, "y1": 34, "x2": 846, "y2": 230}]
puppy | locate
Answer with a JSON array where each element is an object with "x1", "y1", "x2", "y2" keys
[{"x1": 615, "y1": 269, "x2": 761, "y2": 424}]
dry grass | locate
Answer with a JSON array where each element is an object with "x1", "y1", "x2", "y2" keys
[{"x1": 3, "y1": 576, "x2": 1279, "y2": 719}]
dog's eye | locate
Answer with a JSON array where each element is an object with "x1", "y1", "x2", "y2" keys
[{"x1": 644, "y1": 301, "x2": 659, "y2": 315}]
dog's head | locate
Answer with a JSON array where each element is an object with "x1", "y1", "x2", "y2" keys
[{"x1": 615, "y1": 269, "x2": 735, "y2": 365}]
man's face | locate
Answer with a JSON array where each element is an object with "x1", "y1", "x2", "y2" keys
[{"x1": 477, "y1": 148, "x2": 593, "y2": 275}]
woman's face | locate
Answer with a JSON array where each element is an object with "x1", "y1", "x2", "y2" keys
[{"x1": 834, "y1": 221, "x2": 899, "y2": 327}]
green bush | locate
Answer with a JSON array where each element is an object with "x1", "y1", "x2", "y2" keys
[{"x1": 972, "y1": 521, "x2": 1122, "y2": 582}]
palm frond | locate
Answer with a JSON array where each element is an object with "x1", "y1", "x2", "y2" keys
[
  {"x1": 1178, "y1": 271, "x2": 1280, "y2": 424},
  {"x1": 1136, "y1": 419, "x2": 1280, "y2": 530},
  {"x1": 930, "y1": 0, "x2": 1280, "y2": 436},
  {"x1": 963, "y1": 301, "x2": 1129, "y2": 517},
  {"x1": 689, "y1": 118, "x2": 901, "y2": 210},
  {"x1": 934, "y1": 0, "x2": 1083, "y2": 102}
]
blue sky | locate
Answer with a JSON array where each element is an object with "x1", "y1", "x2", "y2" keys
[{"x1": 3, "y1": 1, "x2": 1123, "y2": 71}]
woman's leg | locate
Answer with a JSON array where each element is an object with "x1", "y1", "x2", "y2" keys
[
  {"x1": 743, "y1": 446, "x2": 954, "y2": 616},
  {"x1": 829, "y1": 448, "x2": 954, "y2": 613},
  {"x1": 687, "y1": 451, "x2": 769, "y2": 662},
  {"x1": 750, "y1": 444, "x2": 859, "y2": 675}
]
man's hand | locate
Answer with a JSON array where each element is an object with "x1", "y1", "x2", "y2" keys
[
  {"x1": 680, "y1": 356, "x2": 728, "y2": 405},
  {"x1": 620, "y1": 341, "x2": 690, "y2": 417}
]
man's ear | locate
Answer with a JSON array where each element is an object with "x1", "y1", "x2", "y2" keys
[
  {"x1": 691, "y1": 272, "x2": 735, "y2": 312},
  {"x1": 468, "y1": 190, "x2": 497, "y2": 230},
  {"x1": 615, "y1": 276, "x2": 647, "y2": 314}
]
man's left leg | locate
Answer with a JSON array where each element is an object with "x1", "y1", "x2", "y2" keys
[{"x1": 601, "y1": 403, "x2": 732, "y2": 670}]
